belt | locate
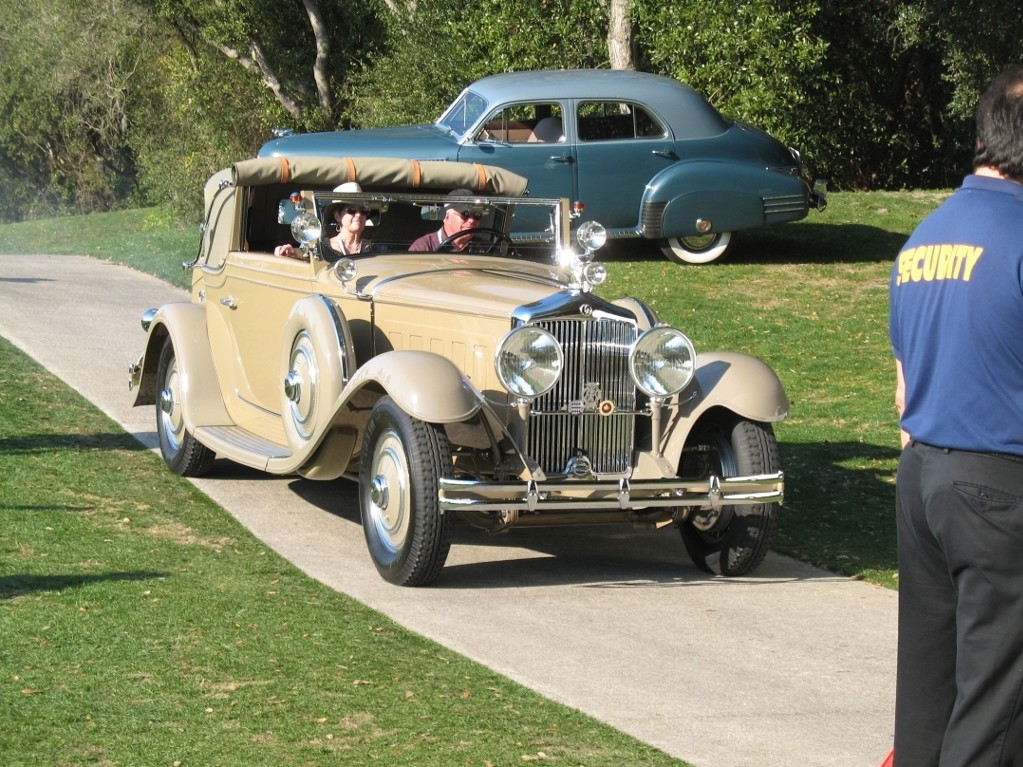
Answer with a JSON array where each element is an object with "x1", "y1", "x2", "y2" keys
[{"x1": 912, "y1": 440, "x2": 1023, "y2": 464}]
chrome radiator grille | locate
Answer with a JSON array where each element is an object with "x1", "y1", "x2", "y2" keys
[{"x1": 527, "y1": 317, "x2": 638, "y2": 476}]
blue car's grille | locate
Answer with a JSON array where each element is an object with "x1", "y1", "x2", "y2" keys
[
  {"x1": 763, "y1": 194, "x2": 808, "y2": 219},
  {"x1": 527, "y1": 317, "x2": 638, "y2": 476}
]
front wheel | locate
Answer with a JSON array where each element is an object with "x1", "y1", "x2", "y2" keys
[
  {"x1": 359, "y1": 397, "x2": 453, "y2": 586},
  {"x1": 678, "y1": 415, "x2": 779, "y2": 575},
  {"x1": 155, "y1": 336, "x2": 214, "y2": 477},
  {"x1": 659, "y1": 231, "x2": 732, "y2": 265}
]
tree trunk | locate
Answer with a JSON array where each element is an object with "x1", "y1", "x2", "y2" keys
[
  {"x1": 301, "y1": 0, "x2": 334, "y2": 119},
  {"x1": 606, "y1": 0, "x2": 634, "y2": 71}
]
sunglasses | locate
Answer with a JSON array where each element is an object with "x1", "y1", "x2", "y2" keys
[
  {"x1": 452, "y1": 209, "x2": 481, "y2": 220},
  {"x1": 344, "y1": 206, "x2": 370, "y2": 216}
]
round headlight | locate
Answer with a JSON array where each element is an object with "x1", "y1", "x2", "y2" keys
[
  {"x1": 577, "y1": 221, "x2": 607, "y2": 254},
  {"x1": 496, "y1": 326, "x2": 563, "y2": 399},
  {"x1": 583, "y1": 261, "x2": 607, "y2": 287},
  {"x1": 333, "y1": 257, "x2": 357, "y2": 282},
  {"x1": 290, "y1": 212, "x2": 322, "y2": 246},
  {"x1": 630, "y1": 327, "x2": 696, "y2": 397}
]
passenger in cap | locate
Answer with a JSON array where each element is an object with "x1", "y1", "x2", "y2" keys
[{"x1": 409, "y1": 188, "x2": 486, "y2": 252}]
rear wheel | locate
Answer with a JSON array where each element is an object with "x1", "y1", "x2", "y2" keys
[
  {"x1": 659, "y1": 231, "x2": 732, "y2": 264},
  {"x1": 155, "y1": 336, "x2": 214, "y2": 477},
  {"x1": 359, "y1": 397, "x2": 453, "y2": 586},
  {"x1": 678, "y1": 415, "x2": 779, "y2": 575}
]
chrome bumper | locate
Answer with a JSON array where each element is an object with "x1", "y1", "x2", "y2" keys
[{"x1": 438, "y1": 471, "x2": 783, "y2": 513}]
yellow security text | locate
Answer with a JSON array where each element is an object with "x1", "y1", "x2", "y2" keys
[{"x1": 895, "y1": 244, "x2": 984, "y2": 286}]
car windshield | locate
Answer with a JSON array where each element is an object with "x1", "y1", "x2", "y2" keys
[
  {"x1": 436, "y1": 90, "x2": 489, "y2": 139},
  {"x1": 296, "y1": 191, "x2": 563, "y2": 261}
]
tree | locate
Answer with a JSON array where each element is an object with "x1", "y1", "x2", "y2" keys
[
  {"x1": 632, "y1": 0, "x2": 826, "y2": 149},
  {"x1": 141, "y1": 0, "x2": 388, "y2": 131},
  {"x1": 801, "y1": 0, "x2": 1022, "y2": 188},
  {"x1": 0, "y1": 0, "x2": 152, "y2": 220},
  {"x1": 347, "y1": 0, "x2": 610, "y2": 128}
]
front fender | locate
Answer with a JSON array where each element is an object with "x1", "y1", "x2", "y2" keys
[
  {"x1": 340, "y1": 350, "x2": 481, "y2": 423},
  {"x1": 131, "y1": 302, "x2": 231, "y2": 428},
  {"x1": 658, "y1": 351, "x2": 788, "y2": 470},
  {"x1": 685, "y1": 352, "x2": 789, "y2": 423},
  {"x1": 644, "y1": 162, "x2": 809, "y2": 237}
]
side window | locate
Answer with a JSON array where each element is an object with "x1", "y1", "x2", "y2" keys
[
  {"x1": 577, "y1": 101, "x2": 666, "y2": 142},
  {"x1": 477, "y1": 103, "x2": 564, "y2": 144},
  {"x1": 243, "y1": 186, "x2": 294, "y2": 254}
]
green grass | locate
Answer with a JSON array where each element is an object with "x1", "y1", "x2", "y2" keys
[
  {"x1": 0, "y1": 207, "x2": 199, "y2": 287},
  {"x1": 0, "y1": 337, "x2": 688, "y2": 767},
  {"x1": 0, "y1": 191, "x2": 947, "y2": 589}
]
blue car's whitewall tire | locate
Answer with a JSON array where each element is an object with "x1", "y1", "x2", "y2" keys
[{"x1": 659, "y1": 231, "x2": 733, "y2": 265}]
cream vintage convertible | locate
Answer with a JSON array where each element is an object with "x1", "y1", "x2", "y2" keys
[{"x1": 129, "y1": 155, "x2": 788, "y2": 585}]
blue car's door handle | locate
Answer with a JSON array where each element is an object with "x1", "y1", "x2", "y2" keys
[
  {"x1": 652, "y1": 149, "x2": 678, "y2": 160},
  {"x1": 550, "y1": 154, "x2": 574, "y2": 164}
]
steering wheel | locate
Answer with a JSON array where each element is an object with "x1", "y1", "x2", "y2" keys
[{"x1": 437, "y1": 227, "x2": 514, "y2": 255}]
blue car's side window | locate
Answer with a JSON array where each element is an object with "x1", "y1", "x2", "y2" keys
[
  {"x1": 577, "y1": 102, "x2": 666, "y2": 142},
  {"x1": 477, "y1": 103, "x2": 564, "y2": 144}
]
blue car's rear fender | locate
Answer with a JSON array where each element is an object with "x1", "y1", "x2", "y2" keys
[{"x1": 643, "y1": 161, "x2": 810, "y2": 238}]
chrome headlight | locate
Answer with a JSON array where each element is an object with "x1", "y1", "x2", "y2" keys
[
  {"x1": 576, "y1": 221, "x2": 607, "y2": 255},
  {"x1": 290, "y1": 212, "x2": 321, "y2": 246},
  {"x1": 333, "y1": 257, "x2": 357, "y2": 282},
  {"x1": 630, "y1": 327, "x2": 696, "y2": 397},
  {"x1": 496, "y1": 326, "x2": 563, "y2": 399}
]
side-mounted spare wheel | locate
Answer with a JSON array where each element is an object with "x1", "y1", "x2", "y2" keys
[
  {"x1": 156, "y1": 336, "x2": 215, "y2": 477},
  {"x1": 359, "y1": 397, "x2": 453, "y2": 586},
  {"x1": 280, "y1": 296, "x2": 354, "y2": 450},
  {"x1": 678, "y1": 413, "x2": 780, "y2": 575}
]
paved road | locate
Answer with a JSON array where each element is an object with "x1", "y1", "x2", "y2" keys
[{"x1": 0, "y1": 254, "x2": 896, "y2": 767}]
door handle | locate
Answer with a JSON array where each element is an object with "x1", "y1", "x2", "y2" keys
[
  {"x1": 652, "y1": 149, "x2": 678, "y2": 160},
  {"x1": 550, "y1": 154, "x2": 574, "y2": 164},
  {"x1": 219, "y1": 296, "x2": 237, "y2": 309}
]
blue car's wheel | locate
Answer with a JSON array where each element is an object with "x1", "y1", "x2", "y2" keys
[{"x1": 659, "y1": 231, "x2": 732, "y2": 265}]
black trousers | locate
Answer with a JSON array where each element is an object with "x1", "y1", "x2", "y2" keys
[{"x1": 895, "y1": 441, "x2": 1023, "y2": 766}]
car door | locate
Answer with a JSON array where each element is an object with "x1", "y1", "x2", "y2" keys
[
  {"x1": 571, "y1": 100, "x2": 676, "y2": 231},
  {"x1": 201, "y1": 187, "x2": 316, "y2": 432},
  {"x1": 456, "y1": 102, "x2": 575, "y2": 236}
]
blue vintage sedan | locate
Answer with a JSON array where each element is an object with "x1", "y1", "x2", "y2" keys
[{"x1": 260, "y1": 69, "x2": 825, "y2": 264}]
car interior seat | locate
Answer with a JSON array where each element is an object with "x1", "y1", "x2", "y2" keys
[{"x1": 528, "y1": 117, "x2": 564, "y2": 143}]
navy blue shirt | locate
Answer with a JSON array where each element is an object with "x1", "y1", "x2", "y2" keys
[{"x1": 889, "y1": 174, "x2": 1023, "y2": 456}]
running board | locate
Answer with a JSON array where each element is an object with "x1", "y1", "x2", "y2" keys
[{"x1": 193, "y1": 424, "x2": 292, "y2": 471}]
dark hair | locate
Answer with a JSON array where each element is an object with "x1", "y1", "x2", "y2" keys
[{"x1": 973, "y1": 65, "x2": 1023, "y2": 181}]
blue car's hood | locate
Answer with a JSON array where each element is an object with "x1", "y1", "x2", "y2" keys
[{"x1": 259, "y1": 124, "x2": 460, "y2": 160}]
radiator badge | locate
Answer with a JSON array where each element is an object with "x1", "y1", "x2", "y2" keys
[
  {"x1": 581, "y1": 382, "x2": 602, "y2": 411},
  {"x1": 598, "y1": 400, "x2": 616, "y2": 416}
]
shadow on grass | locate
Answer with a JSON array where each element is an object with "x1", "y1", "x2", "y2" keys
[
  {"x1": 0, "y1": 432, "x2": 146, "y2": 454},
  {"x1": 778, "y1": 440, "x2": 900, "y2": 577},
  {"x1": 601, "y1": 222, "x2": 907, "y2": 266},
  {"x1": 1, "y1": 571, "x2": 168, "y2": 599}
]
